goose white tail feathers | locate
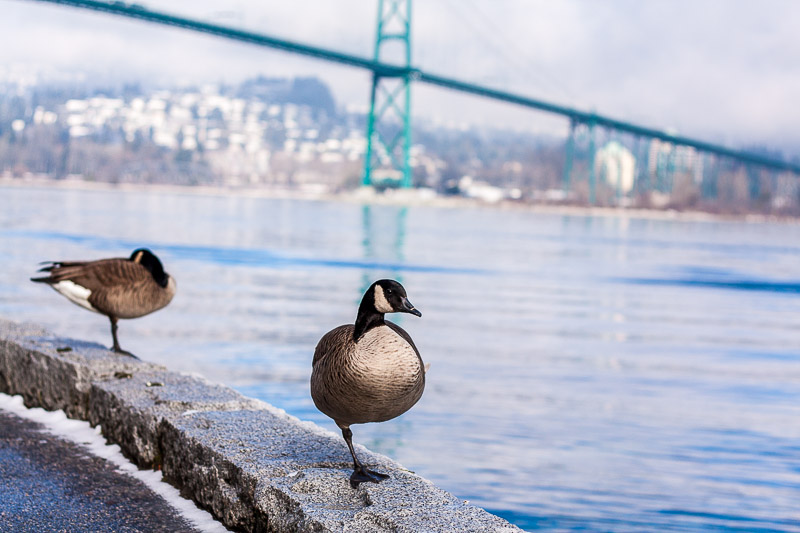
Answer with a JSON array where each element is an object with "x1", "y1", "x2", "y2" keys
[{"x1": 51, "y1": 280, "x2": 97, "y2": 313}]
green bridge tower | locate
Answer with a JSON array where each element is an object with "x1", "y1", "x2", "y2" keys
[{"x1": 363, "y1": 0, "x2": 413, "y2": 188}]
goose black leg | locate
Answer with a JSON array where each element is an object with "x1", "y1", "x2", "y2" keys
[
  {"x1": 341, "y1": 426, "x2": 389, "y2": 488},
  {"x1": 109, "y1": 316, "x2": 138, "y2": 359}
]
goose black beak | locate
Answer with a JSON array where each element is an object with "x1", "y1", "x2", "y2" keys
[{"x1": 401, "y1": 297, "x2": 422, "y2": 317}]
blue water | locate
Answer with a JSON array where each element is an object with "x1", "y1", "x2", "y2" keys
[{"x1": 2, "y1": 185, "x2": 799, "y2": 532}]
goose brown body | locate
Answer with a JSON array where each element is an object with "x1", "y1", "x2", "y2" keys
[
  {"x1": 34, "y1": 258, "x2": 176, "y2": 318},
  {"x1": 31, "y1": 249, "x2": 175, "y2": 355},
  {"x1": 312, "y1": 321, "x2": 425, "y2": 426},
  {"x1": 310, "y1": 279, "x2": 424, "y2": 488}
]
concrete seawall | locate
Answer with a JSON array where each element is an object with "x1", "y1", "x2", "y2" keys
[{"x1": 0, "y1": 319, "x2": 522, "y2": 533}]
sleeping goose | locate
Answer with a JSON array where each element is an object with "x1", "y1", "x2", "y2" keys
[
  {"x1": 311, "y1": 279, "x2": 425, "y2": 488},
  {"x1": 31, "y1": 248, "x2": 176, "y2": 357}
]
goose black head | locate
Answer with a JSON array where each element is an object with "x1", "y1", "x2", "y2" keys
[
  {"x1": 354, "y1": 279, "x2": 421, "y2": 341},
  {"x1": 130, "y1": 248, "x2": 169, "y2": 288},
  {"x1": 370, "y1": 279, "x2": 422, "y2": 317}
]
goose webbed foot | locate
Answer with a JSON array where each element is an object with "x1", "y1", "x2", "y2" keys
[
  {"x1": 112, "y1": 346, "x2": 139, "y2": 359},
  {"x1": 350, "y1": 465, "x2": 390, "y2": 488},
  {"x1": 340, "y1": 424, "x2": 390, "y2": 488}
]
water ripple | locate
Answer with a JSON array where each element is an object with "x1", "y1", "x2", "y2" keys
[{"x1": 3, "y1": 229, "x2": 490, "y2": 275}]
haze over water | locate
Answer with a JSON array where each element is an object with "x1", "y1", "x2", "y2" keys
[{"x1": 2, "y1": 185, "x2": 799, "y2": 532}]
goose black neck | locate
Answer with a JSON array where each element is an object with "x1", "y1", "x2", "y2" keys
[
  {"x1": 353, "y1": 295, "x2": 384, "y2": 341},
  {"x1": 146, "y1": 264, "x2": 169, "y2": 288},
  {"x1": 135, "y1": 251, "x2": 169, "y2": 288}
]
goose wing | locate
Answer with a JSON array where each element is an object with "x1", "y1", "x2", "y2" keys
[
  {"x1": 312, "y1": 325, "x2": 353, "y2": 366},
  {"x1": 33, "y1": 258, "x2": 149, "y2": 290},
  {"x1": 32, "y1": 258, "x2": 157, "y2": 313}
]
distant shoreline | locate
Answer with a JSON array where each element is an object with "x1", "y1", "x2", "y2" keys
[{"x1": 2, "y1": 176, "x2": 797, "y2": 225}]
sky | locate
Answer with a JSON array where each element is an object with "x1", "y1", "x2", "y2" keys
[{"x1": 3, "y1": 0, "x2": 800, "y2": 155}]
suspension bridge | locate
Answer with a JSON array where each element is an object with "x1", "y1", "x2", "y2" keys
[{"x1": 26, "y1": 0, "x2": 800, "y2": 208}]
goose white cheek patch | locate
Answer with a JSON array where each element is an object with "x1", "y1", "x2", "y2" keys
[
  {"x1": 53, "y1": 280, "x2": 98, "y2": 313},
  {"x1": 373, "y1": 285, "x2": 394, "y2": 313}
]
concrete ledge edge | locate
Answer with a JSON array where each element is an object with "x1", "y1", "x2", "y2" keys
[{"x1": 0, "y1": 319, "x2": 522, "y2": 533}]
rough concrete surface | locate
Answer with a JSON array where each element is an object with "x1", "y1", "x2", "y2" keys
[
  {"x1": 0, "y1": 410, "x2": 201, "y2": 533},
  {"x1": 0, "y1": 318, "x2": 522, "y2": 532}
]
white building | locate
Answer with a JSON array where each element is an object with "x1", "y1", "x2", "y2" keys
[{"x1": 596, "y1": 141, "x2": 635, "y2": 195}]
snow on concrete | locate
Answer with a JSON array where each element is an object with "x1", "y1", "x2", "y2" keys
[{"x1": 0, "y1": 392, "x2": 231, "y2": 533}]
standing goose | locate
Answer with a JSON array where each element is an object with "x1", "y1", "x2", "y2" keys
[
  {"x1": 31, "y1": 248, "x2": 176, "y2": 357},
  {"x1": 311, "y1": 279, "x2": 425, "y2": 488}
]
